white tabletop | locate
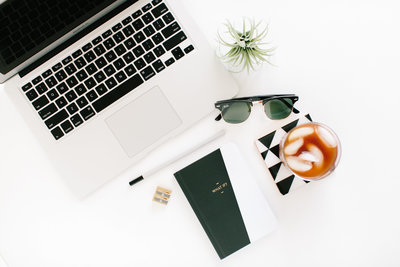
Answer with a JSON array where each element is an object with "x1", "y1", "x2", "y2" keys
[{"x1": 1, "y1": 0, "x2": 400, "y2": 266}]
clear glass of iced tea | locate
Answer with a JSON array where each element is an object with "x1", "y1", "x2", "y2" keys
[{"x1": 279, "y1": 122, "x2": 341, "y2": 181}]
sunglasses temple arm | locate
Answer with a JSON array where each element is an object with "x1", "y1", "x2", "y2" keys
[
  {"x1": 215, "y1": 114, "x2": 222, "y2": 121},
  {"x1": 281, "y1": 98, "x2": 300, "y2": 114}
]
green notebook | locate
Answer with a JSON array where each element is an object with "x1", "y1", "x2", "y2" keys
[{"x1": 174, "y1": 143, "x2": 277, "y2": 259}]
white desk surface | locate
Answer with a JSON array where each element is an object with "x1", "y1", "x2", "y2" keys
[{"x1": 1, "y1": 0, "x2": 400, "y2": 266}]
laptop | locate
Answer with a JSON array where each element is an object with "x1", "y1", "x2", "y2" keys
[{"x1": 0, "y1": 0, "x2": 238, "y2": 197}]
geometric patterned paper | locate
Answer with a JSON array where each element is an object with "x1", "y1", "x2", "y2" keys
[{"x1": 255, "y1": 114, "x2": 313, "y2": 195}]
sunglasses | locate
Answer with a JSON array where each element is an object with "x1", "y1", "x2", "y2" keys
[{"x1": 215, "y1": 94, "x2": 299, "y2": 124}]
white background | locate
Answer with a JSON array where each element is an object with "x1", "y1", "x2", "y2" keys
[{"x1": 1, "y1": 0, "x2": 400, "y2": 266}]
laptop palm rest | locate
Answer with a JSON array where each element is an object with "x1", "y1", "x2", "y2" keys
[{"x1": 105, "y1": 86, "x2": 182, "y2": 158}]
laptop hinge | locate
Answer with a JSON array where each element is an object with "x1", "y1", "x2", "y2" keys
[{"x1": 19, "y1": 0, "x2": 136, "y2": 78}]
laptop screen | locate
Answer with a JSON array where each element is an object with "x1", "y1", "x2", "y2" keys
[{"x1": 0, "y1": 0, "x2": 118, "y2": 76}]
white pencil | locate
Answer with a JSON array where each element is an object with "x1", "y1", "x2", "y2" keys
[{"x1": 129, "y1": 129, "x2": 226, "y2": 186}]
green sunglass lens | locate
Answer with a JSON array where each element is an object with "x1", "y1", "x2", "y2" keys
[
  {"x1": 221, "y1": 102, "x2": 251, "y2": 124},
  {"x1": 264, "y1": 98, "x2": 293, "y2": 120}
]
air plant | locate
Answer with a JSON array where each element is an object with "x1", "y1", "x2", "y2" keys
[{"x1": 217, "y1": 19, "x2": 274, "y2": 72}]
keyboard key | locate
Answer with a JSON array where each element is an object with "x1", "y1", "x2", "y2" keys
[
  {"x1": 65, "y1": 90, "x2": 78, "y2": 102},
  {"x1": 132, "y1": 45, "x2": 145, "y2": 57},
  {"x1": 122, "y1": 16, "x2": 133, "y2": 26},
  {"x1": 75, "y1": 84, "x2": 87, "y2": 96},
  {"x1": 162, "y1": 22, "x2": 181, "y2": 39},
  {"x1": 105, "y1": 77, "x2": 117, "y2": 89},
  {"x1": 95, "y1": 57, "x2": 107, "y2": 69},
  {"x1": 144, "y1": 51, "x2": 156, "y2": 64},
  {"x1": 40, "y1": 103, "x2": 59, "y2": 120},
  {"x1": 132, "y1": 10, "x2": 143, "y2": 19},
  {"x1": 143, "y1": 25, "x2": 156, "y2": 37},
  {"x1": 142, "y1": 39, "x2": 155, "y2": 51},
  {"x1": 22, "y1": 82, "x2": 32, "y2": 92},
  {"x1": 76, "y1": 96, "x2": 89, "y2": 108},
  {"x1": 153, "y1": 19, "x2": 165, "y2": 31},
  {"x1": 163, "y1": 31, "x2": 187, "y2": 51},
  {"x1": 114, "y1": 44, "x2": 127, "y2": 56},
  {"x1": 172, "y1": 46, "x2": 185, "y2": 60},
  {"x1": 32, "y1": 95, "x2": 49, "y2": 110},
  {"x1": 140, "y1": 66, "x2": 156, "y2": 81},
  {"x1": 124, "y1": 64, "x2": 137, "y2": 76},
  {"x1": 142, "y1": 13, "x2": 154, "y2": 24},
  {"x1": 104, "y1": 38, "x2": 116, "y2": 49},
  {"x1": 94, "y1": 71, "x2": 106, "y2": 83},
  {"x1": 124, "y1": 38, "x2": 136, "y2": 50},
  {"x1": 92, "y1": 74, "x2": 144, "y2": 113},
  {"x1": 152, "y1": 3, "x2": 168, "y2": 18},
  {"x1": 32, "y1": 76, "x2": 42, "y2": 85},
  {"x1": 70, "y1": 114, "x2": 84, "y2": 127},
  {"x1": 152, "y1": 33, "x2": 164, "y2": 45},
  {"x1": 52, "y1": 63, "x2": 63, "y2": 72},
  {"x1": 65, "y1": 63, "x2": 77, "y2": 75},
  {"x1": 84, "y1": 77, "x2": 97, "y2": 90},
  {"x1": 36, "y1": 82, "x2": 48, "y2": 94},
  {"x1": 45, "y1": 76, "x2": 58, "y2": 89},
  {"x1": 184, "y1": 45, "x2": 194, "y2": 54},
  {"x1": 42, "y1": 69, "x2": 52, "y2": 79},
  {"x1": 132, "y1": 19, "x2": 145, "y2": 31},
  {"x1": 84, "y1": 51, "x2": 96, "y2": 63},
  {"x1": 55, "y1": 96, "x2": 68, "y2": 109},
  {"x1": 165, "y1": 57, "x2": 175, "y2": 66},
  {"x1": 162, "y1": 12, "x2": 174, "y2": 24},
  {"x1": 102, "y1": 30, "x2": 113, "y2": 39},
  {"x1": 153, "y1": 45, "x2": 165, "y2": 57},
  {"x1": 104, "y1": 65, "x2": 116, "y2": 76},
  {"x1": 112, "y1": 23, "x2": 123, "y2": 32},
  {"x1": 80, "y1": 106, "x2": 96, "y2": 121},
  {"x1": 26, "y1": 89, "x2": 38, "y2": 101},
  {"x1": 55, "y1": 69, "x2": 67, "y2": 82},
  {"x1": 85, "y1": 63, "x2": 98, "y2": 76},
  {"x1": 47, "y1": 89, "x2": 59, "y2": 101},
  {"x1": 133, "y1": 31, "x2": 146, "y2": 43},
  {"x1": 113, "y1": 32, "x2": 125, "y2": 43},
  {"x1": 72, "y1": 49, "x2": 83, "y2": 59},
  {"x1": 115, "y1": 71, "x2": 127, "y2": 83},
  {"x1": 142, "y1": 3, "x2": 152, "y2": 12},
  {"x1": 51, "y1": 126, "x2": 64, "y2": 140},
  {"x1": 62, "y1": 56, "x2": 73, "y2": 65},
  {"x1": 105, "y1": 50, "x2": 117, "y2": 63},
  {"x1": 92, "y1": 36, "x2": 103, "y2": 45},
  {"x1": 61, "y1": 120, "x2": 74, "y2": 134},
  {"x1": 86, "y1": 90, "x2": 99, "y2": 102},
  {"x1": 76, "y1": 70, "x2": 88, "y2": 82},
  {"x1": 122, "y1": 25, "x2": 135, "y2": 37},
  {"x1": 56, "y1": 82, "x2": 69, "y2": 95},
  {"x1": 82, "y1": 43, "x2": 92, "y2": 52},
  {"x1": 95, "y1": 84, "x2": 108, "y2": 96},
  {"x1": 123, "y1": 52, "x2": 135, "y2": 64},
  {"x1": 94, "y1": 44, "x2": 106, "y2": 56},
  {"x1": 134, "y1": 58, "x2": 146, "y2": 70},
  {"x1": 66, "y1": 102, "x2": 79, "y2": 115},
  {"x1": 152, "y1": 0, "x2": 163, "y2": 6},
  {"x1": 74, "y1": 57, "x2": 87, "y2": 69},
  {"x1": 152, "y1": 59, "x2": 165, "y2": 73},
  {"x1": 113, "y1": 58, "x2": 126, "y2": 70}
]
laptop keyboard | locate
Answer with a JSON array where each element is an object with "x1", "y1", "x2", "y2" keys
[{"x1": 20, "y1": 0, "x2": 195, "y2": 140}]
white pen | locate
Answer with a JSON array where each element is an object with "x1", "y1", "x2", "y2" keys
[{"x1": 129, "y1": 129, "x2": 226, "y2": 186}]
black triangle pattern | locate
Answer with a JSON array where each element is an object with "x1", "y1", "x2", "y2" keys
[
  {"x1": 269, "y1": 145, "x2": 280, "y2": 158},
  {"x1": 282, "y1": 119, "x2": 299, "y2": 133},
  {"x1": 259, "y1": 131, "x2": 276, "y2": 149},
  {"x1": 261, "y1": 150, "x2": 268, "y2": 160},
  {"x1": 268, "y1": 162, "x2": 282, "y2": 180},
  {"x1": 277, "y1": 175, "x2": 295, "y2": 195},
  {"x1": 305, "y1": 114, "x2": 312, "y2": 121}
]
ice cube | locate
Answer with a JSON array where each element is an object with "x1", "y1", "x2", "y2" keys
[
  {"x1": 299, "y1": 151, "x2": 319, "y2": 162},
  {"x1": 307, "y1": 144, "x2": 324, "y2": 167},
  {"x1": 316, "y1": 125, "x2": 337, "y2": 148},
  {"x1": 284, "y1": 138, "x2": 304, "y2": 155},
  {"x1": 288, "y1": 126, "x2": 314, "y2": 142},
  {"x1": 286, "y1": 156, "x2": 312, "y2": 172}
]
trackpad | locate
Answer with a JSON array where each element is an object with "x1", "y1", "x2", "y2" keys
[{"x1": 105, "y1": 86, "x2": 182, "y2": 158}]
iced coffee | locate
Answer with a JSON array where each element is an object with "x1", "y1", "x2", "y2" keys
[{"x1": 280, "y1": 123, "x2": 341, "y2": 180}]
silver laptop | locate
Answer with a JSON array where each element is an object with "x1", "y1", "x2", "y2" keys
[{"x1": 0, "y1": 0, "x2": 238, "y2": 197}]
